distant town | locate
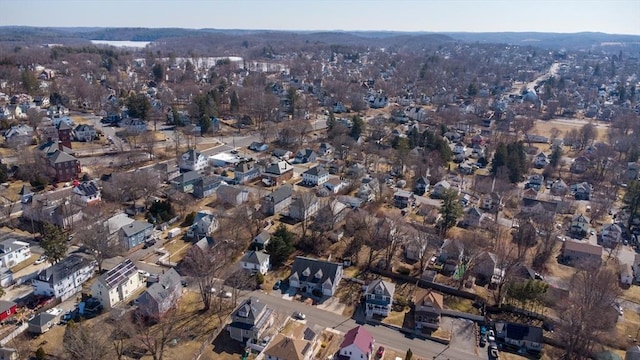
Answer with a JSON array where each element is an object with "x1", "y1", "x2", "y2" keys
[{"x1": 0, "y1": 27, "x2": 639, "y2": 360}]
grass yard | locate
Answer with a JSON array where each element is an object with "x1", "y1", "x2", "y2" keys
[
  {"x1": 620, "y1": 284, "x2": 640, "y2": 304},
  {"x1": 162, "y1": 237, "x2": 192, "y2": 263},
  {"x1": 10, "y1": 253, "x2": 37, "y2": 273},
  {"x1": 443, "y1": 295, "x2": 479, "y2": 314}
]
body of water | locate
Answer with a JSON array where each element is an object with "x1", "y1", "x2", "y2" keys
[{"x1": 90, "y1": 40, "x2": 151, "y2": 48}]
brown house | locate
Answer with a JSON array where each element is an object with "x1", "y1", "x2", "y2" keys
[
  {"x1": 414, "y1": 290, "x2": 444, "y2": 330},
  {"x1": 562, "y1": 240, "x2": 603, "y2": 266},
  {"x1": 48, "y1": 150, "x2": 81, "y2": 182}
]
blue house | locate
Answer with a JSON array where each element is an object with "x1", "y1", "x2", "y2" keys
[
  {"x1": 193, "y1": 176, "x2": 222, "y2": 199},
  {"x1": 119, "y1": 220, "x2": 154, "y2": 250}
]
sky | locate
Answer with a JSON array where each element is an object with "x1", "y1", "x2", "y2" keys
[{"x1": 1, "y1": 0, "x2": 639, "y2": 35}]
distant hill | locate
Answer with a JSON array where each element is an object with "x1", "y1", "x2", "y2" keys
[{"x1": 0, "y1": 27, "x2": 638, "y2": 54}]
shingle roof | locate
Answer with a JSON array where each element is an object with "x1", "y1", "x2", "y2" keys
[
  {"x1": 29, "y1": 312, "x2": 56, "y2": 327},
  {"x1": 264, "y1": 334, "x2": 311, "y2": 360},
  {"x1": 340, "y1": 326, "x2": 374, "y2": 353},
  {"x1": 49, "y1": 149, "x2": 77, "y2": 164},
  {"x1": 264, "y1": 184, "x2": 293, "y2": 204},
  {"x1": 120, "y1": 220, "x2": 153, "y2": 237},
  {"x1": 303, "y1": 166, "x2": 328, "y2": 177},
  {"x1": 241, "y1": 250, "x2": 270, "y2": 265},
  {"x1": 505, "y1": 323, "x2": 543, "y2": 343},
  {"x1": 99, "y1": 259, "x2": 137, "y2": 290},
  {"x1": 289, "y1": 256, "x2": 342, "y2": 289},
  {"x1": 365, "y1": 279, "x2": 395, "y2": 298},
  {"x1": 143, "y1": 268, "x2": 181, "y2": 303},
  {"x1": 37, "y1": 255, "x2": 94, "y2": 285},
  {"x1": 74, "y1": 181, "x2": 99, "y2": 197},
  {"x1": 563, "y1": 240, "x2": 603, "y2": 256}
]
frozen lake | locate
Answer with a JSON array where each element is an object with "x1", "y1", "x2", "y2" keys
[{"x1": 90, "y1": 40, "x2": 151, "y2": 48}]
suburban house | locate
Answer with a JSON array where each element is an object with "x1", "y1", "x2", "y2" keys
[
  {"x1": 47, "y1": 150, "x2": 81, "y2": 182},
  {"x1": 632, "y1": 254, "x2": 640, "y2": 283},
  {"x1": 186, "y1": 211, "x2": 218, "y2": 239},
  {"x1": 571, "y1": 156, "x2": 591, "y2": 173},
  {"x1": 570, "y1": 214, "x2": 590, "y2": 236},
  {"x1": 288, "y1": 256, "x2": 343, "y2": 297},
  {"x1": 272, "y1": 148, "x2": 293, "y2": 160},
  {"x1": 318, "y1": 143, "x2": 333, "y2": 156},
  {"x1": 20, "y1": 184, "x2": 83, "y2": 229},
  {"x1": 179, "y1": 149, "x2": 208, "y2": 172},
  {"x1": 91, "y1": 259, "x2": 144, "y2": 309},
  {"x1": 263, "y1": 332, "x2": 315, "y2": 360},
  {"x1": 32, "y1": 255, "x2": 96, "y2": 301},
  {"x1": 324, "y1": 178, "x2": 347, "y2": 194},
  {"x1": 364, "y1": 279, "x2": 395, "y2": 318},
  {"x1": 193, "y1": 175, "x2": 222, "y2": 199},
  {"x1": 414, "y1": 176, "x2": 430, "y2": 195},
  {"x1": 432, "y1": 180, "x2": 452, "y2": 198},
  {"x1": 121, "y1": 118, "x2": 147, "y2": 132},
  {"x1": 153, "y1": 162, "x2": 181, "y2": 182},
  {"x1": 3, "y1": 123, "x2": 34, "y2": 146},
  {"x1": 72, "y1": 180, "x2": 101, "y2": 206},
  {"x1": 27, "y1": 312, "x2": 57, "y2": 334},
  {"x1": 0, "y1": 239, "x2": 31, "y2": 268},
  {"x1": 572, "y1": 182, "x2": 592, "y2": 200},
  {"x1": 302, "y1": 166, "x2": 329, "y2": 186},
  {"x1": 261, "y1": 184, "x2": 293, "y2": 216},
  {"x1": 240, "y1": 250, "x2": 270, "y2": 275},
  {"x1": 289, "y1": 195, "x2": 319, "y2": 222},
  {"x1": 234, "y1": 159, "x2": 261, "y2": 184},
  {"x1": 227, "y1": 297, "x2": 274, "y2": 343},
  {"x1": 453, "y1": 142, "x2": 466, "y2": 155},
  {"x1": 534, "y1": 152, "x2": 549, "y2": 168},
  {"x1": 471, "y1": 251, "x2": 504, "y2": 285},
  {"x1": 217, "y1": 184, "x2": 249, "y2": 206},
  {"x1": 601, "y1": 223, "x2": 623, "y2": 248},
  {"x1": 249, "y1": 142, "x2": 269, "y2": 152},
  {"x1": 526, "y1": 174, "x2": 544, "y2": 191},
  {"x1": 263, "y1": 161, "x2": 294, "y2": 185},
  {"x1": 0, "y1": 300, "x2": 17, "y2": 323},
  {"x1": 404, "y1": 238, "x2": 426, "y2": 263},
  {"x1": 136, "y1": 268, "x2": 183, "y2": 319},
  {"x1": 73, "y1": 124, "x2": 96, "y2": 142},
  {"x1": 438, "y1": 238, "x2": 465, "y2": 275},
  {"x1": 463, "y1": 206, "x2": 485, "y2": 227},
  {"x1": 551, "y1": 179, "x2": 568, "y2": 196},
  {"x1": 338, "y1": 326, "x2": 375, "y2": 360},
  {"x1": 562, "y1": 240, "x2": 603, "y2": 266},
  {"x1": 495, "y1": 322, "x2": 544, "y2": 353},
  {"x1": 294, "y1": 149, "x2": 317, "y2": 164},
  {"x1": 393, "y1": 189, "x2": 415, "y2": 209},
  {"x1": 119, "y1": 220, "x2": 154, "y2": 250},
  {"x1": 171, "y1": 170, "x2": 202, "y2": 193},
  {"x1": 414, "y1": 290, "x2": 444, "y2": 330},
  {"x1": 253, "y1": 231, "x2": 271, "y2": 249}
]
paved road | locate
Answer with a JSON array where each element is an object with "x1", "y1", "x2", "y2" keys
[{"x1": 246, "y1": 290, "x2": 485, "y2": 360}]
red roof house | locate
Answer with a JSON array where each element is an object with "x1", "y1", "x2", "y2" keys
[{"x1": 338, "y1": 325, "x2": 375, "y2": 360}]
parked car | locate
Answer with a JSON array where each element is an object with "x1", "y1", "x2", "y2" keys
[
  {"x1": 219, "y1": 291, "x2": 232, "y2": 298},
  {"x1": 487, "y1": 329, "x2": 496, "y2": 343},
  {"x1": 613, "y1": 302, "x2": 623, "y2": 316},
  {"x1": 138, "y1": 270, "x2": 150, "y2": 278},
  {"x1": 273, "y1": 280, "x2": 282, "y2": 290},
  {"x1": 479, "y1": 335, "x2": 486, "y2": 347},
  {"x1": 293, "y1": 312, "x2": 306, "y2": 320},
  {"x1": 35, "y1": 255, "x2": 48, "y2": 265},
  {"x1": 376, "y1": 346, "x2": 385, "y2": 358}
]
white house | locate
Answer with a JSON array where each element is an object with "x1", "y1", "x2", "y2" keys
[
  {"x1": 72, "y1": 180, "x2": 101, "y2": 206},
  {"x1": 240, "y1": 250, "x2": 270, "y2": 275},
  {"x1": 364, "y1": 279, "x2": 395, "y2": 318},
  {"x1": 180, "y1": 149, "x2": 208, "y2": 171},
  {"x1": 91, "y1": 259, "x2": 144, "y2": 308},
  {"x1": 288, "y1": 256, "x2": 343, "y2": 297},
  {"x1": 600, "y1": 223, "x2": 622, "y2": 248},
  {"x1": 432, "y1": 180, "x2": 452, "y2": 198},
  {"x1": 186, "y1": 211, "x2": 219, "y2": 239},
  {"x1": 121, "y1": 118, "x2": 147, "y2": 132},
  {"x1": 0, "y1": 239, "x2": 31, "y2": 268},
  {"x1": 253, "y1": 231, "x2": 271, "y2": 249},
  {"x1": 338, "y1": 326, "x2": 375, "y2": 360},
  {"x1": 534, "y1": 153, "x2": 549, "y2": 168},
  {"x1": 302, "y1": 166, "x2": 329, "y2": 186},
  {"x1": 73, "y1": 124, "x2": 97, "y2": 142},
  {"x1": 32, "y1": 255, "x2": 96, "y2": 301},
  {"x1": 324, "y1": 178, "x2": 346, "y2": 194}
]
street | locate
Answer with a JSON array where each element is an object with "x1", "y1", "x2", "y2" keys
[{"x1": 245, "y1": 290, "x2": 486, "y2": 360}]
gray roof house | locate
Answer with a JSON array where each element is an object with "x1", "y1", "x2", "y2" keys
[
  {"x1": 193, "y1": 175, "x2": 223, "y2": 199},
  {"x1": 119, "y1": 220, "x2": 154, "y2": 250},
  {"x1": 240, "y1": 250, "x2": 270, "y2": 275},
  {"x1": 171, "y1": 170, "x2": 202, "y2": 193},
  {"x1": 32, "y1": 255, "x2": 96, "y2": 301},
  {"x1": 227, "y1": 297, "x2": 274, "y2": 343},
  {"x1": 288, "y1": 256, "x2": 343, "y2": 297},
  {"x1": 261, "y1": 184, "x2": 293, "y2": 216},
  {"x1": 136, "y1": 268, "x2": 183, "y2": 319},
  {"x1": 186, "y1": 211, "x2": 218, "y2": 239},
  {"x1": 217, "y1": 184, "x2": 249, "y2": 206},
  {"x1": 28, "y1": 312, "x2": 57, "y2": 334},
  {"x1": 364, "y1": 279, "x2": 395, "y2": 318},
  {"x1": 253, "y1": 231, "x2": 271, "y2": 249}
]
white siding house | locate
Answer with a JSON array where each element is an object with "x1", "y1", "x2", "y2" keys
[
  {"x1": 32, "y1": 255, "x2": 96, "y2": 301},
  {"x1": 91, "y1": 259, "x2": 144, "y2": 308},
  {"x1": 0, "y1": 239, "x2": 31, "y2": 268}
]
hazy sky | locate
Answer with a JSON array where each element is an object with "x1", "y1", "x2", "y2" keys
[{"x1": 1, "y1": 0, "x2": 639, "y2": 35}]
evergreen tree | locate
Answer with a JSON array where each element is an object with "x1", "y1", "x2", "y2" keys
[
  {"x1": 405, "y1": 349, "x2": 413, "y2": 360},
  {"x1": 623, "y1": 180, "x2": 640, "y2": 232},
  {"x1": 40, "y1": 223, "x2": 68, "y2": 264},
  {"x1": 230, "y1": 90, "x2": 240, "y2": 113},
  {"x1": 350, "y1": 115, "x2": 364, "y2": 140},
  {"x1": 550, "y1": 146, "x2": 563, "y2": 168},
  {"x1": 266, "y1": 224, "x2": 295, "y2": 268},
  {"x1": 439, "y1": 188, "x2": 463, "y2": 233},
  {"x1": 152, "y1": 63, "x2": 164, "y2": 83},
  {"x1": 125, "y1": 93, "x2": 151, "y2": 120},
  {"x1": 327, "y1": 112, "x2": 336, "y2": 131}
]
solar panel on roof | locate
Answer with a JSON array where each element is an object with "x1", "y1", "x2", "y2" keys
[{"x1": 104, "y1": 259, "x2": 137, "y2": 289}]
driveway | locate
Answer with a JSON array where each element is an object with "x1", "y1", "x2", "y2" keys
[{"x1": 442, "y1": 316, "x2": 486, "y2": 358}]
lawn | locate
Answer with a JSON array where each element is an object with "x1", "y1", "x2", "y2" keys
[
  {"x1": 10, "y1": 253, "x2": 37, "y2": 273},
  {"x1": 443, "y1": 295, "x2": 479, "y2": 314},
  {"x1": 162, "y1": 237, "x2": 192, "y2": 263},
  {"x1": 620, "y1": 284, "x2": 640, "y2": 304}
]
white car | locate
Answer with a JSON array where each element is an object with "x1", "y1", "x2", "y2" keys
[
  {"x1": 219, "y1": 291, "x2": 232, "y2": 298},
  {"x1": 613, "y1": 302, "x2": 623, "y2": 316},
  {"x1": 35, "y1": 255, "x2": 47, "y2": 265},
  {"x1": 138, "y1": 270, "x2": 151, "y2": 278}
]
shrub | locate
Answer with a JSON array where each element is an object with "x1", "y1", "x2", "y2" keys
[
  {"x1": 36, "y1": 347, "x2": 46, "y2": 360},
  {"x1": 397, "y1": 265, "x2": 411, "y2": 275}
]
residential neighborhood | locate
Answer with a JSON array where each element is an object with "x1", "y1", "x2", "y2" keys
[{"x1": 0, "y1": 20, "x2": 638, "y2": 360}]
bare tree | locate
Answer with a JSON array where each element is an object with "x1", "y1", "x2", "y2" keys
[
  {"x1": 181, "y1": 244, "x2": 230, "y2": 311},
  {"x1": 26, "y1": 108, "x2": 44, "y2": 141},
  {"x1": 129, "y1": 310, "x2": 185, "y2": 360},
  {"x1": 140, "y1": 130, "x2": 157, "y2": 160},
  {"x1": 558, "y1": 264, "x2": 620, "y2": 359},
  {"x1": 223, "y1": 269, "x2": 253, "y2": 307},
  {"x1": 63, "y1": 320, "x2": 113, "y2": 360},
  {"x1": 75, "y1": 220, "x2": 123, "y2": 272}
]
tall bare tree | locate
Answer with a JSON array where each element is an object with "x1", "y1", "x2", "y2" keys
[
  {"x1": 63, "y1": 320, "x2": 113, "y2": 360},
  {"x1": 75, "y1": 220, "x2": 123, "y2": 272},
  {"x1": 181, "y1": 244, "x2": 230, "y2": 311}
]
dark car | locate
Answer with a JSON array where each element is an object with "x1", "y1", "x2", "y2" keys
[
  {"x1": 376, "y1": 346, "x2": 385, "y2": 358},
  {"x1": 273, "y1": 280, "x2": 281, "y2": 290},
  {"x1": 143, "y1": 239, "x2": 156, "y2": 249}
]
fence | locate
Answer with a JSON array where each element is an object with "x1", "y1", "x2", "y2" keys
[
  {"x1": 369, "y1": 267, "x2": 479, "y2": 300},
  {"x1": 0, "y1": 322, "x2": 28, "y2": 346}
]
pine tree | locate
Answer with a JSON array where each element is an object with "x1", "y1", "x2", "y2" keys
[{"x1": 40, "y1": 223, "x2": 68, "y2": 264}]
